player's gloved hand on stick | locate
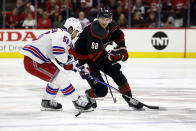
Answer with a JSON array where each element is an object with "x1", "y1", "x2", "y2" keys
[
  {"x1": 63, "y1": 61, "x2": 83, "y2": 72},
  {"x1": 62, "y1": 55, "x2": 78, "y2": 71},
  {"x1": 107, "y1": 46, "x2": 128, "y2": 62},
  {"x1": 79, "y1": 66, "x2": 93, "y2": 80}
]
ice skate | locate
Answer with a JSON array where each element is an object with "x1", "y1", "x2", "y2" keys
[
  {"x1": 123, "y1": 96, "x2": 144, "y2": 110},
  {"x1": 72, "y1": 96, "x2": 93, "y2": 111},
  {"x1": 41, "y1": 99, "x2": 62, "y2": 111},
  {"x1": 85, "y1": 90, "x2": 97, "y2": 108}
]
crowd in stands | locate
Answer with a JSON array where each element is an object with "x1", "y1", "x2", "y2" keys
[{"x1": 1, "y1": 0, "x2": 196, "y2": 29}]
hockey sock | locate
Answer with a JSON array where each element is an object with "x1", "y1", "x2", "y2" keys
[
  {"x1": 61, "y1": 84, "x2": 78, "y2": 101},
  {"x1": 43, "y1": 83, "x2": 59, "y2": 100},
  {"x1": 87, "y1": 89, "x2": 97, "y2": 98},
  {"x1": 119, "y1": 83, "x2": 132, "y2": 101}
]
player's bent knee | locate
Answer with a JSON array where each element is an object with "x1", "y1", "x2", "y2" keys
[
  {"x1": 52, "y1": 71, "x2": 70, "y2": 88},
  {"x1": 94, "y1": 86, "x2": 108, "y2": 97}
]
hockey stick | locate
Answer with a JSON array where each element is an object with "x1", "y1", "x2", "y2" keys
[
  {"x1": 92, "y1": 77, "x2": 161, "y2": 110},
  {"x1": 104, "y1": 73, "x2": 117, "y2": 103},
  {"x1": 51, "y1": 59, "x2": 163, "y2": 110}
]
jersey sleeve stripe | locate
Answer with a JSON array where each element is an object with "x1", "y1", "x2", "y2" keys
[
  {"x1": 52, "y1": 46, "x2": 65, "y2": 55},
  {"x1": 52, "y1": 46, "x2": 65, "y2": 50}
]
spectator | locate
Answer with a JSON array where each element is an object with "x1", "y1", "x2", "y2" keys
[
  {"x1": 20, "y1": 2, "x2": 35, "y2": 23},
  {"x1": 37, "y1": 8, "x2": 44, "y2": 19},
  {"x1": 109, "y1": 0, "x2": 118, "y2": 11},
  {"x1": 89, "y1": 0, "x2": 98, "y2": 21},
  {"x1": 6, "y1": 8, "x2": 21, "y2": 28},
  {"x1": 131, "y1": 12, "x2": 145, "y2": 28},
  {"x1": 37, "y1": 0, "x2": 46, "y2": 9},
  {"x1": 117, "y1": 13, "x2": 127, "y2": 28},
  {"x1": 77, "y1": 11, "x2": 90, "y2": 29},
  {"x1": 78, "y1": 0, "x2": 90, "y2": 16},
  {"x1": 37, "y1": 12, "x2": 52, "y2": 28},
  {"x1": 164, "y1": 16, "x2": 175, "y2": 27},
  {"x1": 16, "y1": 0, "x2": 23, "y2": 8},
  {"x1": 61, "y1": 5, "x2": 75, "y2": 21},
  {"x1": 61, "y1": 0, "x2": 73, "y2": 10},
  {"x1": 146, "y1": 2, "x2": 158, "y2": 14},
  {"x1": 161, "y1": 0, "x2": 174, "y2": 23},
  {"x1": 82, "y1": 0, "x2": 93, "y2": 8},
  {"x1": 52, "y1": 15, "x2": 65, "y2": 28},
  {"x1": 50, "y1": 5, "x2": 61, "y2": 22},
  {"x1": 22, "y1": 13, "x2": 36, "y2": 28},
  {"x1": 46, "y1": 0, "x2": 62, "y2": 14},
  {"x1": 16, "y1": 0, "x2": 26, "y2": 15},
  {"x1": 145, "y1": 11, "x2": 158, "y2": 28},
  {"x1": 174, "y1": 3, "x2": 186, "y2": 27},
  {"x1": 132, "y1": 0, "x2": 145, "y2": 15},
  {"x1": 121, "y1": 0, "x2": 129, "y2": 15},
  {"x1": 113, "y1": 5, "x2": 123, "y2": 22},
  {"x1": 172, "y1": 0, "x2": 187, "y2": 8},
  {"x1": 26, "y1": 1, "x2": 35, "y2": 12}
]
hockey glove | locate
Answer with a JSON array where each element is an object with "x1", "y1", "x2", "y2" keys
[
  {"x1": 63, "y1": 62, "x2": 79, "y2": 71},
  {"x1": 62, "y1": 55, "x2": 77, "y2": 70},
  {"x1": 79, "y1": 66, "x2": 93, "y2": 80},
  {"x1": 108, "y1": 50, "x2": 122, "y2": 62},
  {"x1": 108, "y1": 47, "x2": 128, "y2": 62}
]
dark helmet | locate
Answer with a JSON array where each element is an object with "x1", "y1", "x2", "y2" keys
[{"x1": 98, "y1": 7, "x2": 112, "y2": 18}]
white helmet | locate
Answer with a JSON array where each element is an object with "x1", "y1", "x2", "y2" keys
[{"x1": 64, "y1": 17, "x2": 82, "y2": 35}]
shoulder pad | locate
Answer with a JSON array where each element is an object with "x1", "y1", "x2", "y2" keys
[
  {"x1": 108, "y1": 20, "x2": 119, "y2": 32},
  {"x1": 90, "y1": 21, "x2": 109, "y2": 39}
]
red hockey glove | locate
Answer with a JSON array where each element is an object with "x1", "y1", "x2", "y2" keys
[
  {"x1": 108, "y1": 47, "x2": 128, "y2": 62},
  {"x1": 119, "y1": 47, "x2": 128, "y2": 61},
  {"x1": 108, "y1": 50, "x2": 122, "y2": 62}
]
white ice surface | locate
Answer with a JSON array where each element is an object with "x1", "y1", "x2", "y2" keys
[{"x1": 0, "y1": 58, "x2": 196, "y2": 131}]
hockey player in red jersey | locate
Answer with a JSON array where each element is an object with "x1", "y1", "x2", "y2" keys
[
  {"x1": 20, "y1": 17, "x2": 92, "y2": 111},
  {"x1": 72, "y1": 7, "x2": 144, "y2": 110}
]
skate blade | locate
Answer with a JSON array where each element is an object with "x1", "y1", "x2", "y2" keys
[
  {"x1": 129, "y1": 105, "x2": 145, "y2": 111},
  {"x1": 80, "y1": 108, "x2": 94, "y2": 112},
  {"x1": 41, "y1": 107, "x2": 63, "y2": 111},
  {"x1": 75, "y1": 108, "x2": 94, "y2": 117},
  {"x1": 132, "y1": 107, "x2": 145, "y2": 111}
]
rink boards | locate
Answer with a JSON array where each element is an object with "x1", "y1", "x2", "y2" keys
[{"x1": 0, "y1": 28, "x2": 196, "y2": 58}]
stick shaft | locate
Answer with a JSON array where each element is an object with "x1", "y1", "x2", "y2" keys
[
  {"x1": 93, "y1": 77, "x2": 159, "y2": 109},
  {"x1": 51, "y1": 59, "x2": 159, "y2": 110},
  {"x1": 104, "y1": 74, "x2": 117, "y2": 103}
]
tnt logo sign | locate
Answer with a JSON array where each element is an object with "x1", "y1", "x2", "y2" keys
[{"x1": 151, "y1": 32, "x2": 169, "y2": 50}]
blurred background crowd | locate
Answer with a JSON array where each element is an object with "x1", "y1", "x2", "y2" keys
[{"x1": 0, "y1": 0, "x2": 196, "y2": 29}]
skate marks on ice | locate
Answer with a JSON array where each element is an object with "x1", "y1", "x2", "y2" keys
[{"x1": 1, "y1": 59, "x2": 196, "y2": 131}]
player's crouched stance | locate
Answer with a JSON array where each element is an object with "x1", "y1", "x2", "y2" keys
[
  {"x1": 19, "y1": 17, "x2": 92, "y2": 111},
  {"x1": 73, "y1": 7, "x2": 144, "y2": 110}
]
